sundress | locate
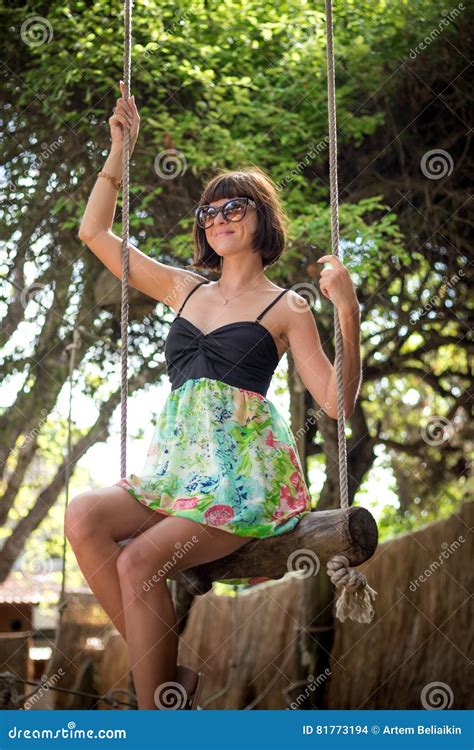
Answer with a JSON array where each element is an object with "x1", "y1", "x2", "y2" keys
[{"x1": 115, "y1": 279, "x2": 312, "y2": 585}]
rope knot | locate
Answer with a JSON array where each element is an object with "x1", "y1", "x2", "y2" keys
[{"x1": 326, "y1": 554, "x2": 377, "y2": 623}]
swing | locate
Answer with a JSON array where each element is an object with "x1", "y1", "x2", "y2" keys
[
  {"x1": 0, "y1": 0, "x2": 378, "y2": 712},
  {"x1": 118, "y1": 0, "x2": 378, "y2": 623}
]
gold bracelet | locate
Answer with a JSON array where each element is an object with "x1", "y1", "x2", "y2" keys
[{"x1": 98, "y1": 171, "x2": 123, "y2": 190}]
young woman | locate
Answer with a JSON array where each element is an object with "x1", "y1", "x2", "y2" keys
[{"x1": 67, "y1": 82, "x2": 361, "y2": 710}]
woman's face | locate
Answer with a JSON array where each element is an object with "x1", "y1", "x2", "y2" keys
[{"x1": 204, "y1": 197, "x2": 258, "y2": 259}]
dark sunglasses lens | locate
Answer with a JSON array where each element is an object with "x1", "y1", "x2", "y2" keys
[
  {"x1": 196, "y1": 207, "x2": 215, "y2": 227},
  {"x1": 223, "y1": 199, "x2": 246, "y2": 221}
]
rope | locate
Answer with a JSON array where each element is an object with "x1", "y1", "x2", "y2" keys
[
  {"x1": 120, "y1": 0, "x2": 133, "y2": 479},
  {"x1": 39, "y1": 326, "x2": 81, "y2": 687},
  {"x1": 323, "y1": 0, "x2": 377, "y2": 623}
]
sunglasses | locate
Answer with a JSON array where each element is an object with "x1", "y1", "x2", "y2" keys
[{"x1": 194, "y1": 197, "x2": 256, "y2": 229}]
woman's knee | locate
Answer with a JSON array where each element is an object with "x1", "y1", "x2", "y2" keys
[
  {"x1": 116, "y1": 540, "x2": 172, "y2": 597},
  {"x1": 65, "y1": 491, "x2": 104, "y2": 546}
]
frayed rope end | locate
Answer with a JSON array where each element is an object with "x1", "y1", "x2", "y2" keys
[{"x1": 326, "y1": 554, "x2": 378, "y2": 624}]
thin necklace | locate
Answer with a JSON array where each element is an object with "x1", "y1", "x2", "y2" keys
[{"x1": 217, "y1": 273, "x2": 267, "y2": 305}]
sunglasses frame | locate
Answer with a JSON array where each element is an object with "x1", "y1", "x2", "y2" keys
[{"x1": 194, "y1": 197, "x2": 257, "y2": 228}]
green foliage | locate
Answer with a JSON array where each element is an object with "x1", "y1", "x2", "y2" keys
[
  {"x1": 377, "y1": 494, "x2": 470, "y2": 541},
  {"x1": 0, "y1": 0, "x2": 469, "y2": 581}
]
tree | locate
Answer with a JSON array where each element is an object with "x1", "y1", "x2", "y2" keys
[{"x1": 0, "y1": 0, "x2": 470, "y2": 593}]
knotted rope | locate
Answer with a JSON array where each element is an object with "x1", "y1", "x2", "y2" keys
[
  {"x1": 327, "y1": 555, "x2": 377, "y2": 623},
  {"x1": 323, "y1": 0, "x2": 377, "y2": 623}
]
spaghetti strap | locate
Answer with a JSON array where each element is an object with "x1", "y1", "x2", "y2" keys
[
  {"x1": 256, "y1": 288, "x2": 289, "y2": 321},
  {"x1": 177, "y1": 279, "x2": 209, "y2": 315}
]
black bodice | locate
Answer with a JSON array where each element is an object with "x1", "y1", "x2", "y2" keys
[{"x1": 164, "y1": 280, "x2": 289, "y2": 397}]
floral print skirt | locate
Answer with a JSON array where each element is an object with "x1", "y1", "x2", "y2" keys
[{"x1": 115, "y1": 377, "x2": 312, "y2": 582}]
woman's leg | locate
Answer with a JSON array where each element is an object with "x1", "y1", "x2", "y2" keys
[
  {"x1": 65, "y1": 486, "x2": 167, "y2": 641},
  {"x1": 116, "y1": 516, "x2": 251, "y2": 710}
]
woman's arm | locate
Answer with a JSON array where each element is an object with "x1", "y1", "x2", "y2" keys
[
  {"x1": 78, "y1": 82, "x2": 200, "y2": 307},
  {"x1": 78, "y1": 144, "x2": 123, "y2": 242},
  {"x1": 79, "y1": 80, "x2": 137, "y2": 244},
  {"x1": 324, "y1": 301, "x2": 361, "y2": 419},
  {"x1": 286, "y1": 257, "x2": 362, "y2": 419},
  {"x1": 78, "y1": 145, "x2": 185, "y2": 305}
]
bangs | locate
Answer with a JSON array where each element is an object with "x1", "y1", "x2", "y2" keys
[{"x1": 201, "y1": 174, "x2": 255, "y2": 205}]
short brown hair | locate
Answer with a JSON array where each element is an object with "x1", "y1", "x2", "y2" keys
[{"x1": 191, "y1": 165, "x2": 288, "y2": 271}]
